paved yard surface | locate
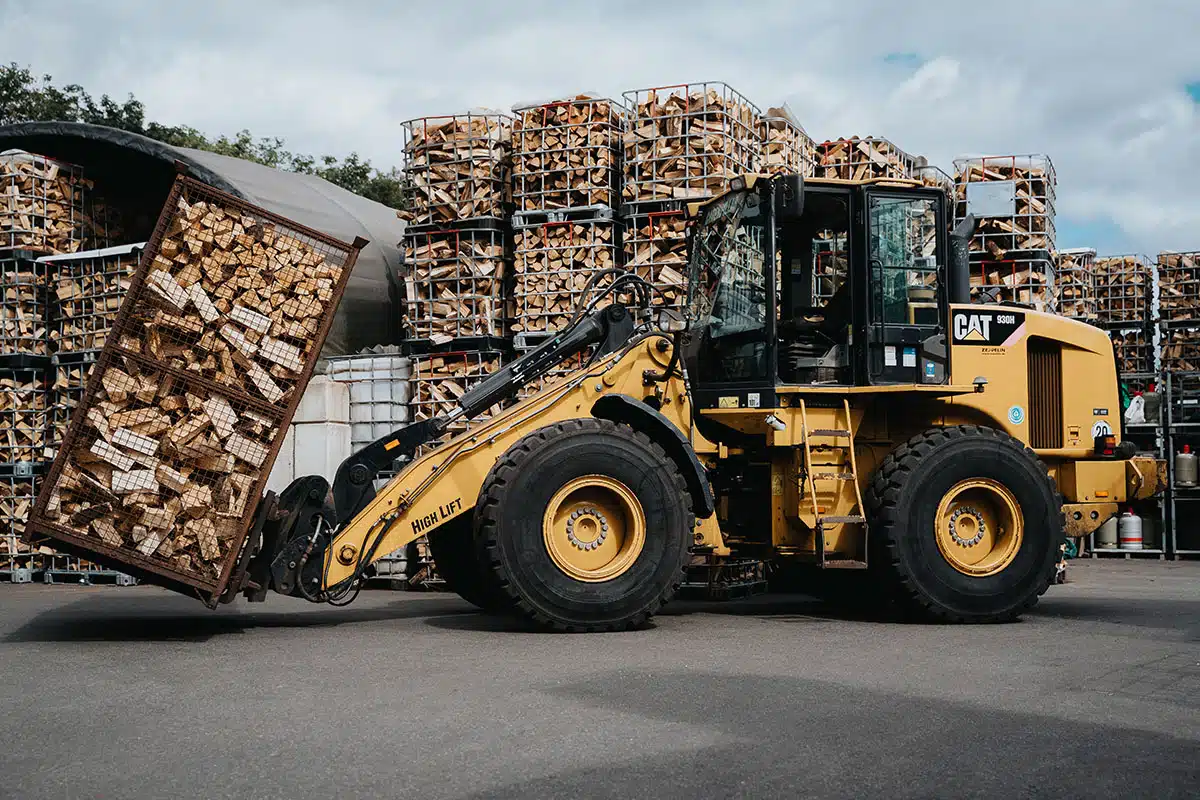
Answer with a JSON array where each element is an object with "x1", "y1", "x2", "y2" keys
[{"x1": 1, "y1": 560, "x2": 1197, "y2": 799}]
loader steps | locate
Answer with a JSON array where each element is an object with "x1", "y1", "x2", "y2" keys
[
  {"x1": 819, "y1": 515, "x2": 865, "y2": 525},
  {"x1": 799, "y1": 398, "x2": 869, "y2": 570}
]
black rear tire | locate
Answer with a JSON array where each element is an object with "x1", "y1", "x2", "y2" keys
[
  {"x1": 426, "y1": 515, "x2": 511, "y2": 612},
  {"x1": 865, "y1": 425, "x2": 1062, "y2": 622},
  {"x1": 475, "y1": 418, "x2": 693, "y2": 632}
]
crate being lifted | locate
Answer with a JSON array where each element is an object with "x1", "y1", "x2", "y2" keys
[
  {"x1": 511, "y1": 95, "x2": 624, "y2": 220},
  {"x1": 512, "y1": 216, "x2": 621, "y2": 337},
  {"x1": 953, "y1": 154, "x2": 1056, "y2": 254},
  {"x1": 622, "y1": 82, "x2": 761, "y2": 205},
  {"x1": 24, "y1": 175, "x2": 364, "y2": 605},
  {"x1": 399, "y1": 113, "x2": 512, "y2": 227}
]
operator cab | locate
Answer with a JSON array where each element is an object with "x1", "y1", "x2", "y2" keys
[{"x1": 683, "y1": 174, "x2": 951, "y2": 412}]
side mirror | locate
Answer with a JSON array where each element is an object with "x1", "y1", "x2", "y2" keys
[
  {"x1": 948, "y1": 214, "x2": 976, "y2": 305},
  {"x1": 774, "y1": 174, "x2": 804, "y2": 221},
  {"x1": 657, "y1": 308, "x2": 688, "y2": 332}
]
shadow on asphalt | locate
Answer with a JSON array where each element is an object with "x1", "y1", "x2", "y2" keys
[
  {"x1": 4, "y1": 593, "x2": 473, "y2": 643},
  {"x1": 452, "y1": 670, "x2": 1200, "y2": 799}
]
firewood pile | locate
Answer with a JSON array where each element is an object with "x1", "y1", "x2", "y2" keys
[
  {"x1": 914, "y1": 164, "x2": 953, "y2": 196},
  {"x1": 819, "y1": 137, "x2": 915, "y2": 181},
  {"x1": 1, "y1": 151, "x2": 89, "y2": 255},
  {"x1": 512, "y1": 96, "x2": 623, "y2": 214},
  {"x1": 2, "y1": 475, "x2": 38, "y2": 547},
  {"x1": 0, "y1": 369, "x2": 48, "y2": 464},
  {"x1": 1161, "y1": 327, "x2": 1199, "y2": 373},
  {"x1": 44, "y1": 245, "x2": 140, "y2": 354},
  {"x1": 399, "y1": 114, "x2": 512, "y2": 227},
  {"x1": 403, "y1": 226, "x2": 509, "y2": 343},
  {"x1": 1095, "y1": 255, "x2": 1152, "y2": 324},
  {"x1": 0, "y1": 253, "x2": 48, "y2": 356},
  {"x1": 953, "y1": 155, "x2": 1057, "y2": 254},
  {"x1": 1054, "y1": 249, "x2": 1097, "y2": 320},
  {"x1": 47, "y1": 353, "x2": 97, "y2": 456},
  {"x1": 623, "y1": 209, "x2": 688, "y2": 309},
  {"x1": 968, "y1": 253, "x2": 1054, "y2": 311},
  {"x1": 761, "y1": 110, "x2": 816, "y2": 178},
  {"x1": 622, "y1": 83, "x2": 761, "y2": 204},
  {"x1": 1157, "y1": 251, "x2": 1200, "y2": 322},
  {"x1": 513, "y1": 220, "x2": 619, "y2": 335},
  {"x1": 25, "y1": 177, "x2": 362, "y2": 596},
  {"x1": 410, "y1": 350, "x2": 506, "y2": 451}
]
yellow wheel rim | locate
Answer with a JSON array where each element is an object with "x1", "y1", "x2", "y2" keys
[
  {"x1": 542, "y1": 475, "x2": 646, "y2": 583},
  {"x1": 934, "y1": 478, "x2": 1024, "y2": 577}
]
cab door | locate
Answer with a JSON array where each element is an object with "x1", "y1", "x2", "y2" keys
[{"x1": 862, "y1": 188, "x2": 949, "y2": 385}]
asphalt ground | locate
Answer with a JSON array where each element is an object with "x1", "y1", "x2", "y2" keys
[{"x1": 0, "y1": 559, "x2": 1197, "y2": 799}]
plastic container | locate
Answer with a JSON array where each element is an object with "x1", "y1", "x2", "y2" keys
[
  {"x1": 1117, "y1": 509, "x2": 1143, "y2": 550},
  {"x1": 1175, "y1": 445, "x2": 1198, "y2": 487}
]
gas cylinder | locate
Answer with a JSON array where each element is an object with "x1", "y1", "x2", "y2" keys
[
  {"x1": 1095, "y1": 515, "x2": 1119, "y2": 549},
  {"x1": 1142, "y1": 512, "x2": 1160, "y2": 550},
  {"x1": 1118, "y1": 509, "x2": 1143, "y2": 550},
  {"x1": 1176, "y1": 445, "x2": 1198, "y2": 488},
  {"x1": 1143, "y1": 383, "x2": 1162, "y2": 424}
]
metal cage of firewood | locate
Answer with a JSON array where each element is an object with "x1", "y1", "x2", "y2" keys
[
  {"x1": 1162, "y1": 326, "x2": 1200, "y2": 374},
  {"x1": 1110, "y1": 326, "x2": 1161, "y2": 375},
  {"x1": 400, "y1": 113, "x2": 513, "y2": 227},
  {"x1": 409, "y1": 349, "x2": 507, "y2": 455},
  {"x1": 0, "y1": 366, "x2": 48, "y2": 467},
  {"x1": 47, "y1": 351, "x2": 99, "y2": 458},
  {"x1": 511, "y1": 97, "x2": 625, "y2": 215},
  {"x1": 969, "y1": 251, "x2": 1055, "y2": 313},
  {"x1": 403, "y1": 224, "x2": 511, "y2": 343},
  {"x1": 514, "y1": 345, "x2": 597, "y2": 401},
  {"x1": 1157, "y1": 251, "x2": 1200, "y2": 323},
  {"x1": 621, "y1": 82, "x2": 762, "y2": 206},
  {"x1": 622, "y1": 203, "x2": 690, "y2": 310},
  {"x1": 512, "y1": 217, "x2": 623, "y2": 336},
  {"x1": 0, "y1": 151, "x2": 90, "y2": 256},
  {"x1": 1095, "y1": 254, "x2": 1156, "y2": 325},
  {"x1": 761, "y1": 116, "x2": 816, "y2": 178},
  {"x1": 41, "y1": 244, "x2": 143, "y2": 355},
  {"x1": 24, "y1": 174, "x2": 364, "y2": 605},
  {"x1": 1, "y1": 469, "x2": 42, "y2": 579},
  {"x1": 953, "y1": 154, "x2": 1057, "y2": 255},
  {"x1": 0, "y1": 251, "x2": 49, "y2": 357},
  {"x1": 1053, "y1": 248, "x2": 1098, "y2": 321},
  {"x1": 818, "y1": 137, "x2": 916, "y2": 181}
]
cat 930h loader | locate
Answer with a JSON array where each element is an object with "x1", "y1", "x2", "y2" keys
[{"x1": 241, "y1": 173, "x2": 1162, "y2": 631}]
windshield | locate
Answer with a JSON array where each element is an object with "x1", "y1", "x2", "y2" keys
[{"x1": 686, "y1": 189, "x2": 768, "y2": 337}]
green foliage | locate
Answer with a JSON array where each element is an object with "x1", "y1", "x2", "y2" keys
[{"x1": 0, "y1": 63, "x2": 406, "y2": 209}]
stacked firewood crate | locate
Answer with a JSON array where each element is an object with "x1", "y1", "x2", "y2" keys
[
  {"x1": 1156, "y1": 252, "x2": 1200, "y2": 376},
  {"x1": 954, "y1": 155, "x2": 1057, "y2": 312},
  {"x1": 820, "y1": 137, "x2": 915, "y2": 181},
  {"x1": 762, "y1": 109, "x2": 816, "y2": 178},
  {"x1": 1, "y1": 151, "x2": 89, "y2": 255},
  {"x1": 1053, "y1": 248, "x2": 1098, "y2": 321}
]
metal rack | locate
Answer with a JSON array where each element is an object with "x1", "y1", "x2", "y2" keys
[
  {"x1": 511, "y1": 96, "x2": 624, "y2": 215},
  {"x1": 1156, "y1": 251, "x2": 1200, "y2": 322},
  {"x1": 402, "y1": 225, "x2": 511, "y2": 343},
  {"x1": 1095, "y1": 254, "x2": 1156, "y2": 326},
  {"x1": 1, "y1": 468, "x2": 41, "y2": 582},
  {"x1": 622, "y1": 82, "x2": 761, "y2": 206},
  {"x1": 0, "y1": 365, "x2": 48, "y2": 466},
  {"x1": 1053, "y1": 248, "x2": 1097, "y2": 321},
  {"x1": 1165, "y1": 372, "x2": 1200, "y2": 556},
  {"x1": 913, "y1": 164, "x2": 953, "y2": 196},
  {"x1": 512, "y1": 217, "x2": 622, "y2": 335},
  {"x1": 1109, "y1": 325, "x2": 1161, "y2": 375},
  {"x1": 953, "y1": 154, "x2": 1056, "y2": 254},
  {"x1": 410, "y1": 349, "x2": 507, "y2": 455},
  {"x1": 968, "y1": 250, "x2": 1055, "y2": 313},
  {"x1": 761, "y1": 114, "x2": 816, "y2": 178}
]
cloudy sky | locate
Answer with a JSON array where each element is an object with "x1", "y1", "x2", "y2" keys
[{"x1": 3, "y1": 0, "x2": 1198, "y2": 254}]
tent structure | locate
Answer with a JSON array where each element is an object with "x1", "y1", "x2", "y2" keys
[{"x1": 0, "y1": 121, "x2": 406, "y2": 356}]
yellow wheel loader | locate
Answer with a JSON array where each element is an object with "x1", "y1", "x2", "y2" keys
[{"x1": 243, "y1": 174, "x2": 1163, "y2": 631}]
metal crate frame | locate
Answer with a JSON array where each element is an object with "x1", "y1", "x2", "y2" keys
[
  {"x1": 819, "y1": 136, "x2": 916, "y2": 181},
  {"x1": 953, "y1": 154, "x2": 1057, "y2": 254},
  {"x1": 761, "y1": 115, "x2": 816, "y2": 178},
  {"x1": 512, "y1": 97, "x2": 624, "y2": 214},
  {"x1": 1054, "y1": 248, "x2": 1098, "y2": 321},
  {"x1": 513, "y1": 217, "x2": 623, "y2": 336},
  {"x1": 1110, "y1": 325, "x2": 1161, "y2": 375},
  {"x1": 402, "y1": 225, "x2": 511, "y2": 342},
  {"x1": 1095, "y1": 254, "x2": 1156, "y2": 325},
  {"x1": 0, "y1": 150, "x2": 90, "y2": 255},
  {"x1": 968, "y1": 251, "x2": 1055, "y2": 313},
  {"x1": 621, "y1": 82, "x2": 762, "y2": 206},
  {"x1": 622, "y1": 204, "x2": 690, "y2": 310},
  {"x1": 40, "y1": 243, "x2": 144, "y2": 354},
  {"x1": 24, "y1": 173, "x2": 365, "y2": 606},
  {"x1": 400, "y1": 113, "x2": 513, "y2": 227},
  {"x1": 1156, "y1": 251, "x2": 1200, "y2": 323},
  {"x1": 410, "y1": 349, "x2": 507, "y2": 454},
  {"x1": 0, "y1": 366, "x2": 49, "y2": 465},
  {"x1": 0, "y1": 250, "x2": 49, "y2": 356}
]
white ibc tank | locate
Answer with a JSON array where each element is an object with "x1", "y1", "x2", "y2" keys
[{"x1": 1118, "y1": 509, "x2": 1143, "y2": 550}]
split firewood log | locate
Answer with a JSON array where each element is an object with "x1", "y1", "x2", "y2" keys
[
  {"x1": 1157, "y1": 251, "x2": 1200, "y2": 322},
  {"x1": 0, "y1": 151, "x2": 90, "y2": 255},
  {"x1": 819, "y1": 137, "x2": 914, "y2": 181},
  {"x1": 512, "y1": 96, "x2": 622, "y2": 212},
  {"x1": 0, "y1": 255, "x2": 48, "y2": 355},
  {"x1": 622, "y1": 84, "x2": 761, "y2": 204},
  {"x1": 1095, "y1": 255, "x2": 1150, "y2": 324},
  {"x1": 398, "y1": 114, "x2": 512, "y2": 226},
  {"x1": 403, "y1": 227, "x2": 509, "y2": 342},
  {"x1": 513, "y1": 221, "x2": 618, "y2": 334}
]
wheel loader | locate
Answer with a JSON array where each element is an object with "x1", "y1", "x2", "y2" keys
[{"x1": 240, "y1": 173, "x2": 1163, "y2": 631}]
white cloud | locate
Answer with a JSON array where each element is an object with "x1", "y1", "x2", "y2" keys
[{"x1": 2, "y1": 0, "x2": 1198, "y2": 252}]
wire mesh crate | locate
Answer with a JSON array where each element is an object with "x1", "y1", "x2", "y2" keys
[
  {"x1": 513, "y1": 218, "x2": 621, "y2": 335},
  {"x1": 399, "y1": 113, "x2": 512, "y2": 227},
  {"x1": 953, "y1": 154, "x2": 1057, "y2": 254},
  {"x1": 42, "y1": 243, "x2": 142, "y2": 354},
  {"x1": 84, "y1": 194, "x2": 131, "y2": 251},
  {"x1": 1157, "y1": 251, "x2": 1200, "y2": 322},
  {"x1": 47, "y1": 351, "x2": 99, "y2": 458},
  {"x1": 819, "y1": 137, "x2": 915, "y2": 180},
  {"x1": 1, "y1": 150, "x2": 90, "y2": 255},
  {"x1": 623, "y1": 205, "x2": 689, "y2": 310},
  {"x1": 913, "y1": 164, "x2": 953, "y2": 196},
  {"x1": 761, "y1": 113, "x2": 816, "y2": 178},
  {"x1": 1110, "y1": 326, "x2": 1160, "y2": 375},
  {"x1": 25, "y1": 175, "x2": 364, "y2": 605},
  {"x1": 0, "y1": 367, "x2": 48, "y2": 466},
  {"x1": 1053, "y1": 248, "x2": 1097, "y2": 321},
  {"x1": 622, "y1": 82, "x2": 761, "y2": 205},
  {"x1": 969, "y1": 251, "x2": 1055, "y2": 312},
  {"x1": 410, "y1": 349, "x2": 506, "y2": 453},
  {"x1": 0, "y1": 251, "x2": 49, "y2": 356},
  {"x1": 2, "y1": 471, "x2": 41, "y2": 581},
  {"x1": 1162, "y1": 326, "x2": 1200, "y2": 373},
  {"x1": 402, "y1": 225, "x2": 510, "y2": 343},
  {"x1": 512, "y1": 96, "x2": 623, "y2": 215},
  {"x1": 1095, "y1": 254, "x2": 1154, "y2": 324}
]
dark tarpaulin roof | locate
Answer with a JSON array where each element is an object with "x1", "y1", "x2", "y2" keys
[{"x1": 0, "y1": 121, "x2": 405, "y2": 356}]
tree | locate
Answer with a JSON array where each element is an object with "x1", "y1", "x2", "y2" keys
[{"x1": 0, "y1": 63, "x2": 406, "y2": 209}]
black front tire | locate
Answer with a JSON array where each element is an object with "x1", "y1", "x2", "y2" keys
[
  {"x1": 865, "y1": 425, "x2": 1062, "y2": 623},
  {"x1": 475, "y1": 419, "x2": 694, "y2": 632},
  {"x1": 426, "y1": 515, "x2": 511, "y2": 612}
]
